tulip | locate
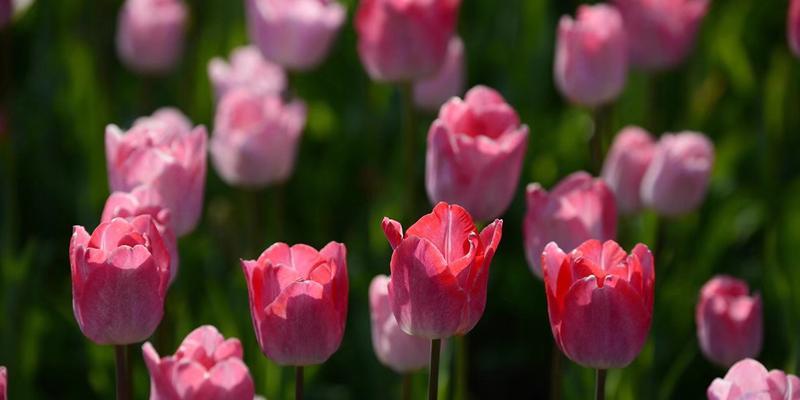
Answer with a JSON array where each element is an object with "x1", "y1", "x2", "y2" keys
[
  {"x1": 210, "y1": 89, "x2": 306, "y2": 188},
  {"x1": 116, "y1": 0, "x2": 188, "y2": 74},
  {"x1": 413, "y1": 36, "x2": 466, "y2": 111},
  {"x1": 356, "y1": 0, "x2": 461, "y2": 82},
  {"x1": 696, "y1": 275, "x2": 762, "y2": 368},
  {"x1": 70, "y1": 215, "x2": 171, "y2": 345},
  {"x1": 523, "y1": 172, "x2": 617, "y2": 279},
  {"x1": 143, "y1": 325, "x2": 255, "y2": 400},
  {"x1": 790, "y1": 0, "x2": 800, "y2": 58},
  {"x1": 640, "y1": 131, "x2": 714, "y2": 216},
  {"x1": 707, "y1": 358, "x2": 800, "y2": 400},
  {"x1": 425, "y1": 85, "x2": 528, "y2": 221},
  {"x1": 208, "y1": 45, "x2": 287, "y2": 101},
  {"x1": 0, "y1": 366, "x2": 5, "y2": 400},
  {"x1": 242, "y1": 242, "x2": 348, "y2": 366},
  {"x1": 105, "y1": 108, "x2": 207, "y2": 236},
  {"x1": 246, "y1": 0, "x2": 345, "y2": 71},
  {"x1": 613, "y1": 0, "x2": 708, "y2": 71},
  {"x1": 542, "y1": 239, "x2": 654, "y2": 369},
  {"x1": 601, "y1": 126, "x2": 656, "y2": 214},
  {"x1": 554, "y1": 4, "x2": 628, "y2": 107}
]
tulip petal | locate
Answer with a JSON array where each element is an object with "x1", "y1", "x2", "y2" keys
[
  {"x1": 382, "y1": 218, "x2": 405, "y2": 250},
  {"x1": 406, "y1": 202, "x2": 477, "y2": 264},
  {"x1": 207, "y1": 358, "x2": 255, "y2": 398}
]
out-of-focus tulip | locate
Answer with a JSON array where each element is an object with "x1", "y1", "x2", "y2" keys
[
  {"x1": 356, "y1": 0, "x2": 461, "y2": 82},
  {"x1": 554, "y1": 4, "x2": 627, "y2": 107},
  {"x1": 707, "y1": 358, "x2": 800, "y2": 400},
  {"x1": 413, "y1": 36, "x2": 466, "y2": 111},
  {"x1": 425, "y1": 85, "x2": 528, "y2": 221},
  {"x1": 696, "y1": 275, "x2": 762, "y2": 368},
  {"x1": 523, "y1": 172, "x2": 617, "y2": 279},
  {"x1": 640, "y1": 131, "x2": 714, "y2": 216},
  {"x1": 105, "y1": 108, "x2": 207, "y2": 236},
  {"x1": 0, "y1": 0, "x2": 11, "y2": 28},
  {"x1": 143, "y1": 325, "x2": 255, "y2": 400},
  {"x1": 542, "y1": 240, "x2": 654, "y2": 369},
  {"x1": 208, "y1": 45, "x2": 287, "y2": 101},
  {"x1": 369, "y1": 275, "x2": 431, "y2": 373},
  {"x1": 601, "y1": 126, "x2": 656, "y2": 214},
  {"x1": 382, "y1": 202, "x2": 502, "y2": 339},
  {"x1": 613, "y1": 0, "x2": 708, "y2": 71},
  {"x1": 210, "y1": 89, "x2": 306, "y2": 188},
  {"x1": 246, "y1": 0, "x2": 345, "y2": 71},
  {"x1": 70, "y1": 215, "x2": 171, "y2": 345},
  {"x1": 790, "y1": 0, "x2": 800, "y2": 58},
  {"x1": 0, "y1": 366, "x2": 5, "y2": 400},
  {"x1": 116, "y1": 0, "x2": 188, "y2": 74},
  {"x1": 242, "y1": 242, "x2": 348, "y2": 366}
]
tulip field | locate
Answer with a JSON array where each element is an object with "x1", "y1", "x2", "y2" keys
[{"x1": 3, "y1": 0, "x2": 800, "y2": 399}]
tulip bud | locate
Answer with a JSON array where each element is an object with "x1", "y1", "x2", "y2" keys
[
  {"x1": 425, "y1": 85, "x2": 528, "y2": 221},
  {"x1": 601, "y1": 126, "x2": 656, "y2": 214},
  {"x1": 208, "y1": 45, "x2": 287, "y2": 101},
  {"x1": 413, "y1": 36, "x2": 466, "y2": 112},
  {"x1": 707, "y1": 359, "x2": 800, "y2": 400},
  {"x1": 790, "y1": 0, "x2": 800, "y2": 58},
  {"x1": 116, "y1": 0, "x2": 188, "y2": 74},
  {"x1": 0, "y1": 366, "x2": 6, "y2": 400}
]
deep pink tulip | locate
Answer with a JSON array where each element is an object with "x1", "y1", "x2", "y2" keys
[
  {"x1": 640, "y1": 131, "x2": 714, "y2": 216},
  {"x1": 425, "y1": 85, "x2": 528, "y2": 221},
  {"x1": 105, "y1": 108, "x2": 207, "y2": 236},
  {"x1": 790, "y1": 0, "x2": 800, "y2": 58},
  {"x1": 210, "y1": 89, "x2": 306, "y2": 188},
  {"x1": 0, "y1": 366, "x2": 5, "y2": 400},
  {"x1": 356, "y1": 0, "x2": 461, "y2": 82},
  {"x1": 0, "y1": 0, "x2": 10, "y2": 28},
  {"x1": 554, "y1": 4, "x2": 628, "y2": 107},
  {"x1": 246, "y1": 0, "x2": 345, "y2": 71},
  {"x1": 601, "y1": 126, "x2": 656, "y2": 214},
  {"x1": 116, "y1": 0, "x2": 188, "y2": 74},
  {"x1": 383, "y1": 202, "x2": 502, "y2": 339},
  {"x1": 613, "y1": 0, "x2": 708, "y2": 71},
  {"x1": 143, "y1": 325, "x2": 255, "y2": 400},
  {"x1": 413, "y1": 36, "x2": 466, "y2": 111},
  {"x1": 70, "y1": 215, "x2": 171, "y2": 345},
  {"x1": 542, "y1": 240, "x2": 654, "y2": 369},
  {"x1": 208, "y1": 45, "x2": 287, "y2": 101},
  {"x1": 242, "y1": 242, "x2": 348, "y2": 366},
  {"x1": 707, "y1": 359, "x2": 800, "y2": 400},
  {"x1": 523, "y1": 172, "x2": 617, "y2": 279},
  {"x1": 696, "y1": 275, "x2": 762, "y2": 368}
]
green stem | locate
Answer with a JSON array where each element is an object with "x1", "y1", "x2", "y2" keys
[
  {"x1": 590, "y1": 105, "x2": 611, "y2": 175},
  {"x1": 402, "y1": 373, "x2": 412, "y2": 400},
  {"x1": 400, "y1": 82, "x2": 418, "y2": 219},
  {"x1": 115, "y1": 345, "x2": 131, "y2": 400},
  {"x1": 549, "y1": 344, "x2": 562, "y2": 400},
  {"x1": 454, "y1": 336, "x2": 468, "y2": 400},
  {"x1": 595, "y1": 369, "x2": 607, "y2": 400},
  {"x1": 295, "y1": 366, "x2": 304, "y2": 400},
  {"x1": 428, "y1": 339, "x2": 442, "y2": 400}
]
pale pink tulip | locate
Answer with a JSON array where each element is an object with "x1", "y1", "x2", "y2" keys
[
  {"x1": 707, "y1": 359, "x2": 800, "y2": 400},
  {"x1": 601, "y1": 126, "x2": 656, "y2": 214},
  {"x1": 208, "y1": 45, "x2": 287, "y2": 101},
  {"x1": 116, "y1": 0, "x2": 188, "y2": 74}
]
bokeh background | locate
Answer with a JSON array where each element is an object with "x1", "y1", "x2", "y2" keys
[{"x1": 2, "y1": 0, "x2": 800, "y2": 398}]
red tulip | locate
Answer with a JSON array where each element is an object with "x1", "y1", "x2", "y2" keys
[
  {"x1": 601, "y1": 126, "x2": 656, "y2": 214},
  {"x1": 382, "y1": 202, "x2": 502, "y2": 339},
  {"x1": 413, "y1": 36, "x2": 466, "y2": 111},
  {"x1": 790, "y1": 0, "x2": 800, "y2": 58},
  {"x1": 208, "y1": 45, "x2": 287, "y2": 101},
  {"x1": 242, "y1": 242, "x2": 348, "y2": 366},
  {"x1": 116, "y1": 0, "x2": 188, "y2": 74},
  {"x1": 542, "y1": 239, "x2": 654, "y2": 369},
  {"x1": 707, "y1": 359, "x2": 800, "y2": 400}
]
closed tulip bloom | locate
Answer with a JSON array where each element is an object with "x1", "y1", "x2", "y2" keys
[
  {"x1": 356, "y1": 0, "x2": 461, "y2": 82},
  {"x1": 413, "y1": 36, "x2": 466, "y2": 111},
  {"x1": 425, "y1": 85, "x2": 528, "y2": 221},
  {"x1": 790, "y1": 0, "x2": 800, "y2": 58},
  {"x1": 383, "y1": 202, "x2": 502, "y2": 339},
  {"x1": 116, "y1": 0, "x2": 188, "y2": 74},
  {"x1": 542, "y1": 240, "x2": 654, "y2": 369},
  {"x1": 70, "y1": 215, "x2": 171, "y2": 345},
  {"x1": 601, "y1": 126, "x2": 656, "y2": 214},
  {"x1": 523, "y1": 172, "x2": 617, "y2": 279},
  {"x1": 105, "y1": 108, "x2": 207, "y2": 236},
  {"x1": 707, "y1": 359, "x2": 800, "y2": 400},
  {"x1": 246, "y1": 0, "x2": 345, "y2": 71},
  {"x1": 640, "y1": 131, "x2": 714, "y2": 216},
  {"x1": 242, "y1": 242, "x2": 348, "y2": 366},
  {"x1": 143, "y1": 325, "x2": 255, "y2": 400},
  {"x1": 208, "y1": 45, "x2": 287, "y2": 101},
  {"x1": 211, "y1": 89, "x2": 306, "y2": 188},
  {"x1": 554, "y1": 4, "x2": 627, "y2": 108}
]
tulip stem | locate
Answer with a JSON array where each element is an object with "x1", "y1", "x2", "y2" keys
[
  {"x1": 549, "y1": 345, "x2": 562, "y2": 400},
  {"x1": 590, "y1": 105, "x2": 611, "y2": 174},
  {"x1": 400, "y1": 82, "x2": 418, "y2": 219},
  {"x1": 402, "y1": 373, "x2": 412, "y2": 400},
  {"x1": 295, "y1": 366, "x2": 304, "y2": 400},
  {"x1": 595, "y1": 369, "x2": 607, "y2": 400},
  {"x1": 428, "y1": 339, "x2": 442, "y2": 400},
  {"x1": 454, "y1": 335, "x2": 468, "y2": 400},
  {"x1": 115, "y1": 345, "x2": 131, "y2": 400}
]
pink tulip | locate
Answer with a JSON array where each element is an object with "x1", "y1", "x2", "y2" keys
[
  {"x1": 246, "y1": 0, "x2": 345, "y2": 71},
  {"x1": 554, "y1": 4, "x2": 628, "y2": 107},
  {"x1": 601, "y1": 126, "x2": 656, "y2": 214},
  {"x1": 356, "y1": 0, "x2": 461, "y2": 82},
  {"x1": 425, "y1": 85, "x2": 528, "y2": 221},
  {"x1": 0, "y1": 0, "x2": 10, "y2": 28},
  {"x1": 707, "y1": 359, "x2": 800, "y2": 400},
  {"x1": 382, "y1": 202, "x2": 502, "y2": 339},
  {"x1": 70, "y1": 215, "x2": 171, "y2": 345},
  {"x1": 105, "y1": 108, "x2": 207, "y2": 236},
  {"x1": 143, "y1": 325, "x2": 255, "y2": 400},
  {"x1": 696, "y1": 275, "x2": 762, "y2": 368},
  {"x1": 208, "y1": 45, "x2": 287, "y2": 101},
  {"x1": 523, "y1": 172, "x2": 617, "y2": 279},
  {"x1": 640, "y1": 131, "x2": 714, "y2": 216},
  {"x1": 542, "y1": 239, "x2": 654, "y2": 369},
  {"x1": 210, "y1": 89, "x2": 306, "y2": 187},
  {"x1": 0, "y1": 366, "x2": 5, "y2": 400},
  {"x1": 369, "y1": 275, "x2": 431, "y2": 373},
  {"x1": 790, "y1": 0, "x2": 800, "y2": 58},
  {"x1": 242, "y1": 242, "x2": 348, "y2": 366},
  {"x1": 413, "y1": 36, "x2": 466, "y2": 111},
  {"x1": 613, "y1": 0, "x2": 708, "y2": 71},
  {"x1": 116, "y1": 0, "x2": 188, "y2": 74}
]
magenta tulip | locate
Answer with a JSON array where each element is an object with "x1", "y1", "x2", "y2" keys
[
  {"x1": 601, "y1": 126, "x2": 656, "y2": 214},
  {"x1": 0, "y1": 366, "x2": 5, "y2": 400},
  {"x1": 413, "y1": 36, "x2": 466, "y2": 111},
  {"x1": 790, "y1": 0, "x2": 800, "y2": 58},
  {"x1": 208, "y1": 45, "x2": 287, "y2": 101},
  {"x1": 116, "y1": 0, "x2": 188, "y2": 74},
  {"x1": 707, "y1": 359, "x2": 800, "y2": 400}
]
